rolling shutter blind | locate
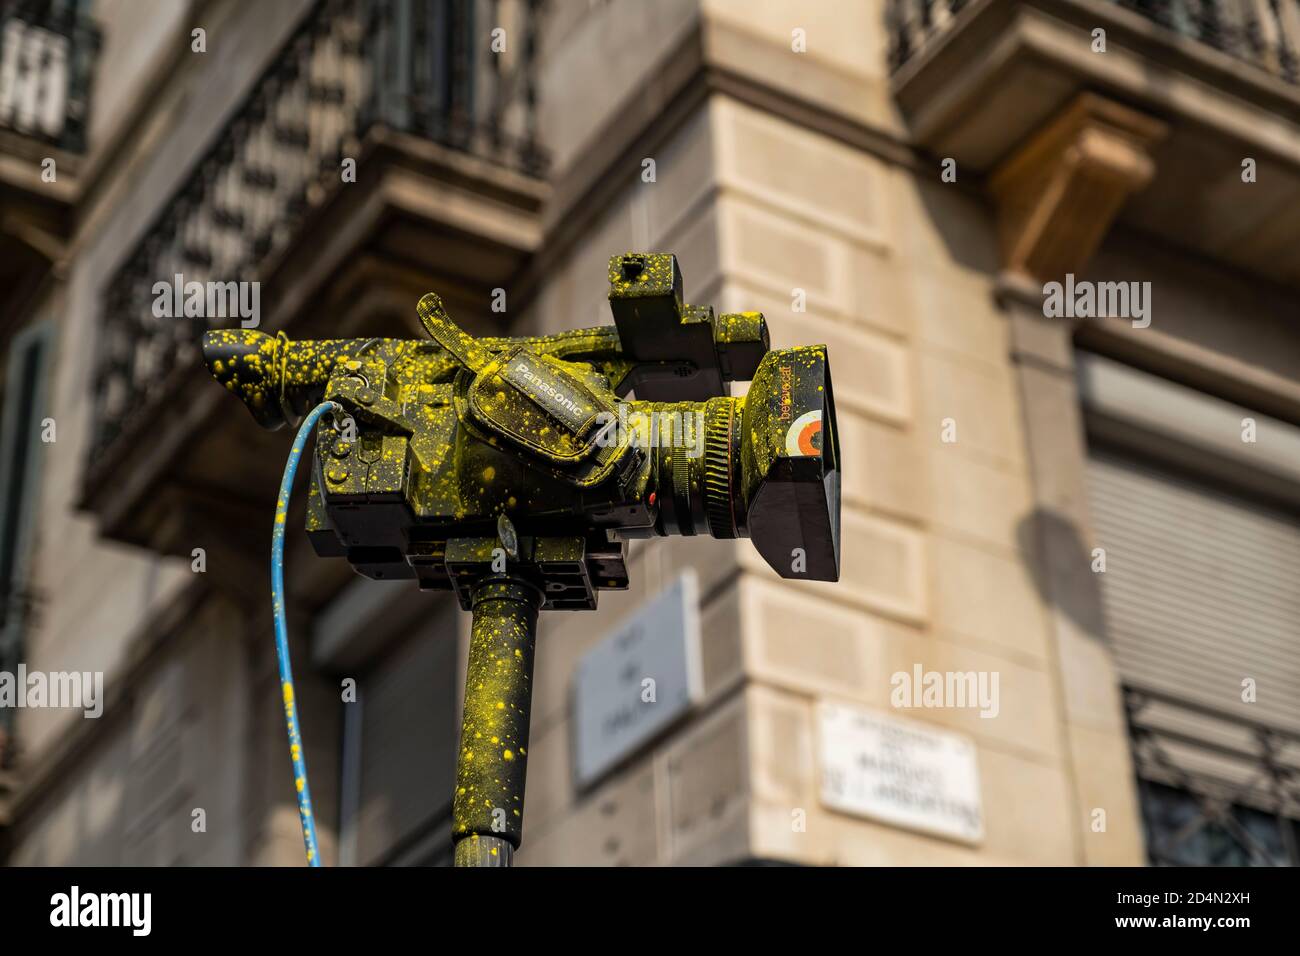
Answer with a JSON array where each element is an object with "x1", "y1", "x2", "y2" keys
[
  {"x1": 1087, "y1": 448, "x2": 1300, "y2": 736},
  {"x1": 1081, "y1": 353, "x2": 1300, "y2": 859}
]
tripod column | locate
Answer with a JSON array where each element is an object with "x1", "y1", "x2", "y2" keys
[{"x1": 453, "y1": 576, "x2": 542, "y2": 867}]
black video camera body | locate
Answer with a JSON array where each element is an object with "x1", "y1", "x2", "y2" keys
[{"x1": 203, "y1": 253, "x2": 840, "y2": 608}]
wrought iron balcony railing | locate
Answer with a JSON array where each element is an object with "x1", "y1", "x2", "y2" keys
[
  {"x1": 887, "y1": 0, "x2": 1300, "y2": 85},
  {"x1": 0, "y1": 0, "x2": 100, "y2": 152},
  {"x1": 88, "y1": 0, "x2": 545, "y2": 464}
]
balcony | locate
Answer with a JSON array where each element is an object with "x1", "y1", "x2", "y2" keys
[
  {"x1": 0, "y1": 0, "x2": 98, "y2": 152},
  {"x1": 891, "y1": 1, "x2": 1300, "y2": 82},
  {"x1": 0, "y1": 0, "x2": 100, "y2": 333},
  {"x1": 81, "y1": 0, "x2": 548, "y2": 554},
  {"x1": 885, "y1": 0, "x2": 1300, "y2": 284}
]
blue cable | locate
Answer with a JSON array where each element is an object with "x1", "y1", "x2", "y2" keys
[{"x1": 271, "y1": 400, "x2": 341, "y2": 867}]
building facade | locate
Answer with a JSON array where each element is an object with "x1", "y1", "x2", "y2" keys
[{"x1": 1, "y1": 0, "x2": 1298, "y2": 866}]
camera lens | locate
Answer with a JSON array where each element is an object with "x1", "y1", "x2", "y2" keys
[
  {"x1": 702, "y1": 396, "x2": 743, "y2": 538},
  {"x1": 650, "y1": 396, "x2": 742, "y2": 539},
  {"x1": 648, "y1": 347, "x2": 840, "y2": 581}
]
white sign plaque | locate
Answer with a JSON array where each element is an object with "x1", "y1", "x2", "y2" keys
[
  {"x1": 817, "y1": 701, "x2": 984, "y2": 843},
  {"x1": 573, "y1": 571, "x2": 702, "y2": 787}
]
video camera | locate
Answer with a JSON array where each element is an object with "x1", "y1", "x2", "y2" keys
[{"x1": 202, "y1": 253, "x2": 841, "y2": 606}]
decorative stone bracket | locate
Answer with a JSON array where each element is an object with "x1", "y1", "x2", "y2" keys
[{"x1": 990, "y1": 93, "x2": 1167, "y2": 285}]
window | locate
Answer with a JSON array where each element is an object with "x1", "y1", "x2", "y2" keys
[
  {"x1": 1136, "y1": 779, "x2": 1300, "y2": 867},
  {"x1": 1080, "y1": 352, "x2": 1300, "y2": 866},
  {"x1": 0, "y1": 320, "x2": 55, "y2": 763}
]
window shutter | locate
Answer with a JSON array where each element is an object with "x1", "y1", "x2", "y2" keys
[{"x1": 1088, "y1": 448, "x2": 1300, "y2": 736}]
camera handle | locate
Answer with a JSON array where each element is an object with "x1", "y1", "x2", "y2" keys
[{"x1": 451, "y1": 571, "x2": 543, "y2": 867}]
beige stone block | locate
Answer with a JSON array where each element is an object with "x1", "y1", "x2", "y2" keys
[
  {"x1": 909, "y1": 266, "x2": 1009, "y2": 372},
  {"x1": 672, "y1": 804, "x2": 753, "y2": 865},
  {"x1": 740, "y1": 577, "x2": 888, "y2": 705},
  {"x1": 894, "y1": 178, "x2": 1013, "y2": 371},
  {"x1": 826, "y1": 814, "x2": 984, "y2": 866},
  {"x1": 889, "y1": 172, "x2": 1001, "y2": 279},
  {"x1": 704, "y1": 6, "x2": 901, "y2": 131},
  {"x1": 716, "y1": 226, "x2": 907, "y2": 342},
  {"x1": 745, "y1": 683, "x2": 816, "y2": 807},
  {"x1": 713, "y1": 97, "x2": 888, "y2": 249},
  {"x1": 702, "y1": 2, "x2": 891, "y2": 79},
  {"x1": 1069, "y1": 722, "x2": 1146, "y2": 866},
  {"x1": 836, "y1": 410, "x2": 925, "y2": 522},
  {"x1": 880, "y1": 634, "x2": 1063, "y2": 763},
  {"x1": 518, "y1": 757, "x2": 661, "y2": 866},
  {"x1": 918, "y1": 351, "x2": 1026, "y2": 469},
  {"x1": 699, "y1": 585, "x2": 744, "y2": 697},
  {"x1": 521, "y1": 715, "x2": 573, "y2": 836},
  {"x1": 749, "y1": 799, "x2": 834, "y2": 866},
  {"x1": 930, "y1": 534, "x2": 1052, "y2": 664},
  {"x1": 721, "y1": 198, "x2": 847, "y2": 313},
  {"x1": 513, "y1": 810, "x2": 566, "y2": 866},
  {"x1": 525, "y1": 259, "x2": 579, "y2": 337},
  {"x1": 643, "y1": 106, "x2": 719, "y2": 250},
  {"x1": 977, "y1": 747, "x2": 1077, "y2": 865},
  {"x1": 654, "y1": 532, "x2": 742, "y2": 600},
  {"x1": 781, "y1": 313, "x2": 910, "y2": 425},
  {"x1": 658, "y1": 201, "x2": 722, "y2": 301},
  {"x1": 737, "y1": 526, "x2": 925, "y2": 626},
  {"x1": 547, "y1": 191, "x2": 637, "y2": 334},
  {"x1": 926, "y1": 444, "x2": 1034, "y2": 554},
  {"x1": 537, "y1": 0, "x2": 700, "y2": 175},
  {"x1": 744, "y1": 677, "x2": 833, "y2": 866},
  {"x1": 847, "y1": 242, "x2": 913, "y2": 340},
  {"x1": 664, "y1": 691, "x2": 749, "y2": 861},
  {"x1": 788, "y1": 509, "x2": 926, "y2": 624},
  {"x1": 878, "y1": 629, "x2": 1060, "y2": 764},
  {"x1": 580, "y1": 760, "x2": 662, "y2": 866},
  {"x1": 1055, "y1": 620, "x2": 1129, "y2": 734},
  {"x1": 719, "y1": 278, "x2": 912, "y2": 426}
]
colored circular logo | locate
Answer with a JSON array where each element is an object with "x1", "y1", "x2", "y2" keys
[{"x1": 785, "y1": 410, "x2": 823, "y2": 457}]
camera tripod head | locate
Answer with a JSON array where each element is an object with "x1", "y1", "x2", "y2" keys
[{"x1": 203, "y1": 253, "x2": 840, "y2": 607}]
